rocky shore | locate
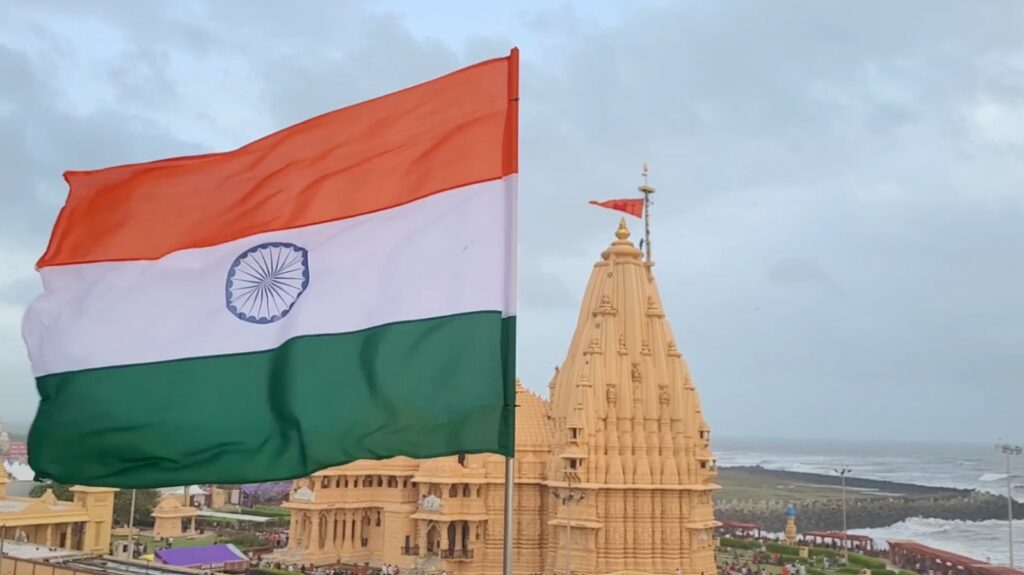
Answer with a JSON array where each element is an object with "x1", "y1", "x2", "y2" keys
[{"x1": 714, "y1": 466, "x2": 1024, "y2": 532}]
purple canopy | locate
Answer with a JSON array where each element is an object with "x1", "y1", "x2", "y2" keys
[
  {"x1": 241, "y1": 481, "x2": 291, "y2": 496},
  {"x1": 156, "y1": 544, "x2": 248, "y2": 567}
]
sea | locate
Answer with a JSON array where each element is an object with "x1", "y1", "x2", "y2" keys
[{"x1": 715, "y1": 437, "x2": 1023, "y2": 566}]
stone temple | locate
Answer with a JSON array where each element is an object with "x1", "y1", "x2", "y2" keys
[{"x1": 278, "y1": 220, "x2": 719, "y2": 574}]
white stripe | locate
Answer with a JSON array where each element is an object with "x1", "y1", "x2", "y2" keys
[{"x1": 24, "y1": 176, "x2": 517, "y2": 377}]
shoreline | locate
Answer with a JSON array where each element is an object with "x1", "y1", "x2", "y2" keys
[{"x1": 715, "y1": 466, "x2": 1022, "y2": 532}]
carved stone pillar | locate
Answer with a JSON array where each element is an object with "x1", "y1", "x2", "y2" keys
[
  {"x1": 327, "y1": 510, "x2": 337, "y2": 555},
  {"x1": 288, "y1": 512, "x2": 300, "y2": 549},
  {"x1": 309, "y1": 511, "x2": 321, "y2": 552}
]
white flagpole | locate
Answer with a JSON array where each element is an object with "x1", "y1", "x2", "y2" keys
[{"x1": 502, "y1": 456, "x2": 514, "y2": 575}]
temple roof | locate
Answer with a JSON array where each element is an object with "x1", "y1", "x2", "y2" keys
[
  {"x1": 514, "y1": 380, "x2": 551, "y2": 451},
  {"x1": 545, "y1": 219, "x2": 716, "y2": 487},
  {"x1": 152, "y1": 495, "x2": 198, "y2": 518}
]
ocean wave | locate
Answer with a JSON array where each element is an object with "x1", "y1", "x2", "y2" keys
[
  {"x1": 716, "y1": 447, "x2": 1022, "y2": 500},
  {"x1": 852, "y1": 518, "x2": 1021, "y2": 565}
]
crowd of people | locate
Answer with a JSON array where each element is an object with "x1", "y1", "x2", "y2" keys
[{"x1": 253, "y1": 560, "x2": 406, "y2": 575}]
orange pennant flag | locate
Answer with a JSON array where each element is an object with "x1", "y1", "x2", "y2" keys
[{"x1": 589, "y1": 198, "x2": 643, "y2": 218}]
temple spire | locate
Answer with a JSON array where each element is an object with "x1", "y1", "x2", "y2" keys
[{"x1": 638, "y1": 162, "x2": 655, "y2": 263}]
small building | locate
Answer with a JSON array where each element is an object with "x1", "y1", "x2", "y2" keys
[
  {"x1": 151, "y1": 496, "x2": 198, "y2": 539},
  {"x1": 155, "y1": 543, "x2": 251, "y2": 572},
  {"x1": 889, "y1": 540, "x2": 1024, "y2": 575},
  {"x1": 0, "y1": 468, "x2": 117, "y2": 555},
  {"x1": 717, "y1": 520, "x2": 762, "y2": 538},
  {"x1": 159, "y1": 486, "x2": 210, "y2": 509}
]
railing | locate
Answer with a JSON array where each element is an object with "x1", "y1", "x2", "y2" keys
[
  {"x1": 401, "y1": 544, "x2": 420, "y2": 556},
  {"x1": 440, "y1": 549, "x2": 474, "y2": 560}
]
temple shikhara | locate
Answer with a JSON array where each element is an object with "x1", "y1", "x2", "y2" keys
[{"x1": 278, "y1": 219, "x2": 719, "y2": 574}]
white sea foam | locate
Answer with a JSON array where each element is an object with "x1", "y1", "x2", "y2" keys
[
  {"x1": 715, "y1": 438, "x2": 1022, "y2": 564},
  {"x1": 852, "y1": 517, "x2": 1022, "y2": 567},
  {"x1": 715, "y1": 437, "x2": 1024, "y2": 500}
]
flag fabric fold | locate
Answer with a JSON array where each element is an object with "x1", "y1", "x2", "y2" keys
[
  {"x1": 23, "y1": 49, "x2": 519, "y2": 488},
  {"x1": 589, "y1": 198, "x2": 644, "y2": 218}
]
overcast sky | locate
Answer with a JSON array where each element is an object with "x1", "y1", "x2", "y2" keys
[{"x1": 1, "y1": 1, "x2": 1022, "y2": 443}]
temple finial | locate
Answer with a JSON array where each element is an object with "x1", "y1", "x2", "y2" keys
[{"x1": 615, "y1": 218, "x2": 630, "y2": 240}]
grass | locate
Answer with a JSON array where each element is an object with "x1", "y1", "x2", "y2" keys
[
  {"x1": 714, "y1": 467, "x2": 963, "y2": 502},
  {"x1": 715, "y1": 468, "x2": 878, "y2": 501},
  {"x1": 113, "y1": 534, "x2": 219, "y2": 554},
  {"x1": 716, "y1": 544, "x2": 918, "y2": 575},
  {"x1": 242, "y1": 506, "x2": 291, "y2": 518}
]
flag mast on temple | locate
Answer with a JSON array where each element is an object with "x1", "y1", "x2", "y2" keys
[{"x1": 639, "y1": 161, "x2": 655, "y2": 263}]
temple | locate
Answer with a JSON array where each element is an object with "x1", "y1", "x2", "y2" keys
[
  {"x1": 0, "y1": 469, "x2": 116, "y2": 554},
  {"x1": 278, "y1": 219, "x2": 719, "y2": 574}
]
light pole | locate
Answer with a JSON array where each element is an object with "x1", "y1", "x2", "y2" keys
[
  {"x1": 126, "y1": 489, "x2": 137, "y2": 559},
  {"x1": 551, "y1": 486, "x2": 585, "y2": 575},
  {"x1": 997, "y1": 444, "x2": 1021, "y2": 568},
  {"x1": 834, "y1": 466, "x2": 852, "y2": 561}
]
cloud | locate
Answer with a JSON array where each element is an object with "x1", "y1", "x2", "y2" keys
[
  {"x1": 1, "y1": 0, "x2": 1022, "y2": 442},
  {"x1": 767, "y1": 258, "x2": 846, "y2": 296}
]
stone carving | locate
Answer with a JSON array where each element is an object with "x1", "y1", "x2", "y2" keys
[
  {"x1": 291, "y1": 487, "x2": 315, "y2": 503},
  {"x1": 419, "y1": 494, "x2": 443, "y2": 513}
]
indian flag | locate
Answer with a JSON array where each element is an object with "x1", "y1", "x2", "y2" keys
[{"x1": 23, "y1": 50, "x2": 519, "y2": 488}]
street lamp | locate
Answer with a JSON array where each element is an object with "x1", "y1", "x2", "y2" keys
[
  {"x1": 551, "y1": 487, "x2": 585, "y2": 575},
  {"x1": 127, "y1": 489, "x2": 137, "y2": 559},
  {"x1": 834, "y1": 466, "x2": 852, "y2": 561},
  {"x1": 996, "y1": 444, "x2": 1021, "y2": 569}
]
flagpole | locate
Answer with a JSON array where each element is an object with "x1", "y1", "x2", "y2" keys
[
  {"x1": 502, "y1": 45, "x2": 519, "y2": 575},
  {"x1": 502, "y1": 457, "x2": 514, "y2": 575},
  {"x1": 639, "y1": 162, "x2": 654, "y2": 262}
]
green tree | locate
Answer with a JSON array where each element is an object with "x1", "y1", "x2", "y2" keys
[
  {"x1": 29, "y1": 482, "x2": 73, "y2": 501},
  {"x1": 113, "y1": 489, "x2": 160, "y2": 527}
]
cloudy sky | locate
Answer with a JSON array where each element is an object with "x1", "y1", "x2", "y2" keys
[{"x1": 1, "y1": 0, "x2": 1022, "y2": 443}]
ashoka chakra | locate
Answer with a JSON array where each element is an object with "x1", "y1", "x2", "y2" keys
[{"x1": 226, "y1": 242, "x2": 310, "y2": 324}]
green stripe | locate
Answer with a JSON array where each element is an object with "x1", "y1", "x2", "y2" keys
[{"x1": 29, "y1": 312, "x2": 515, "y2": 488}]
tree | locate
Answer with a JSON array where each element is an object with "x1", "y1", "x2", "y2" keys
[
  {"x1": 113, "y1": 489, "x2": 160, "y2": 527},
  {"x1": 29, "y1": 482, "x2": 73, "y2": 501}
]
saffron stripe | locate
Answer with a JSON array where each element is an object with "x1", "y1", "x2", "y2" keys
[{"x1": 39, "y1": 54, "x2": 517, "y2": 267}]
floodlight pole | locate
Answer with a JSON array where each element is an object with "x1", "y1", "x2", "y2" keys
[
  {"x1": 997, "y1": 444, "x2": 1021, "y2": 568},
  {"x1": 834, "y1": 467, "x2": 852, "y2": 561}
]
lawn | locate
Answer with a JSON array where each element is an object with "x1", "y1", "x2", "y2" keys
[{"x1": 113, "y1": 533, "x2": 219, "y2": 554}]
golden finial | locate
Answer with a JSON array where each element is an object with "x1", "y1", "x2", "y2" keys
[{"x1": 615, "y1": 217, "x2": 630, "y2": 240}]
